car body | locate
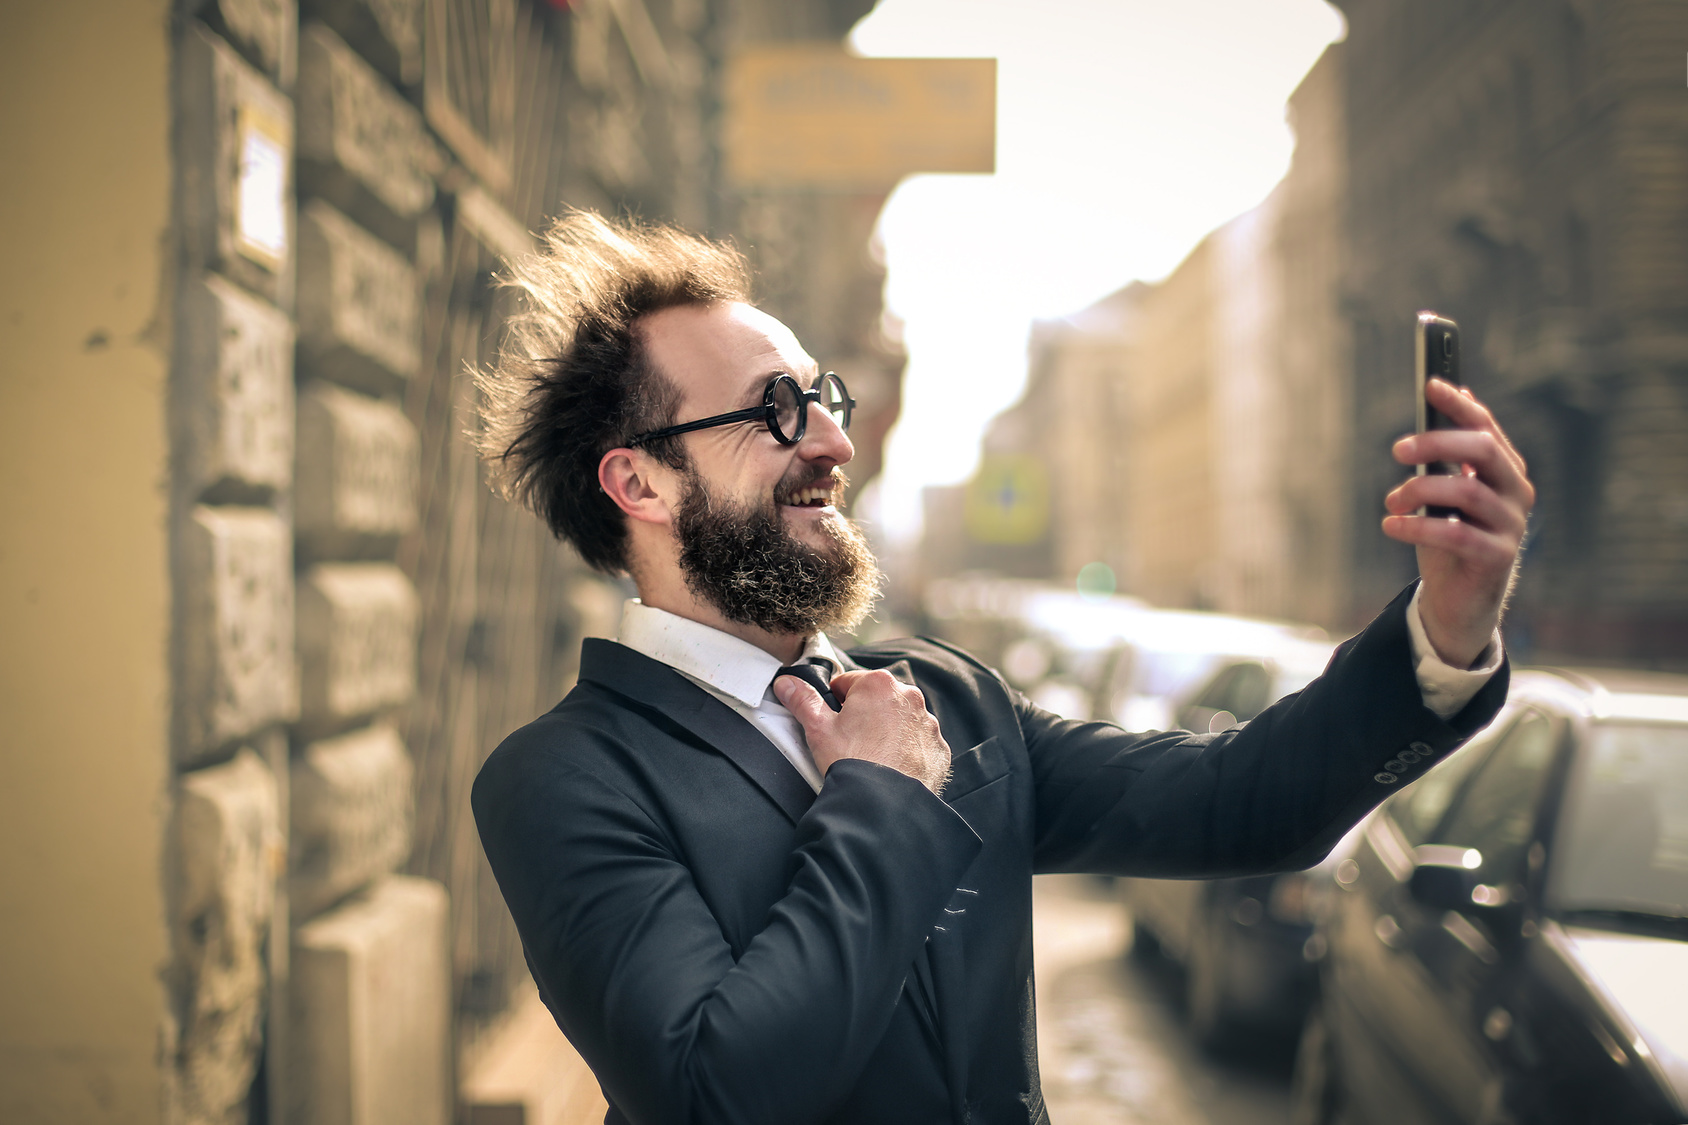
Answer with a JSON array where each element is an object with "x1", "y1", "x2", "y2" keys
[
  {"x1": 1294, "y1": 667, "x2": 1688, "y2": 1125},
  {"x1": 1119, "y1": 643, "x2": 1345, "y2": 1051}
]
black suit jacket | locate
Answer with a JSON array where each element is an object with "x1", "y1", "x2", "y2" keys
[{"x1": 472, "y1": 583, "x2": 1508, "y2": 1125}]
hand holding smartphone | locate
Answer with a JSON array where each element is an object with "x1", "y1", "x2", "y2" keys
[{"x1": 1415, "y1": 311, "x2": 1463, "y2": 519}]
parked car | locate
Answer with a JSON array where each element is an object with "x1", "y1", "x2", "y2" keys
[
  {"x1": 1293, "y1": 667, "x2": 1688, "y2": 1125},
  {"x1": 1119, "y1": 640, "x2": 1344, "y2": 1052}
]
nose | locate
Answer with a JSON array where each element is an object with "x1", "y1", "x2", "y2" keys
[{"x1": 799, "y1": 399, "x2": 854, "y2": 465}]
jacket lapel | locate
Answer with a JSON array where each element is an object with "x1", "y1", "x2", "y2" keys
[{"x1": 578, "y1": 638, "x2": 816, "y2": 823}]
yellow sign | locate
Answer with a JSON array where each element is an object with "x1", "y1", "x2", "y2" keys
[
  {"x1": 964, "y1": 455, "x2": 1050, "y2": 545},
  {"x1": 726, "y1": 47, "x2": 996, "y2": 190}
]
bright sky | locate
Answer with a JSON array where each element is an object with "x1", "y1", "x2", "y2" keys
[{"x1": 846, "y1": 0, "x2": 1346, "y2": 544}]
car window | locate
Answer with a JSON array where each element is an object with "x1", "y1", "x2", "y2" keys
[
  {"x1": 1434, "y1": 710, "x2": 1559, "y2": 879},
  {"x1": 1551, "y1": 722, "x2": 1688, "y2": 918},
  {"x1": 1193, "y1": 664, "x2": 1242, "y2": 710},
  {"x1": 1386, "y1": 716, "x2": 1510, "y2": 846},
  {"x1": 1192, "y1": 662, "x2": 1272, "y2": 720},
  {"x1": 1226, "y1": 663, "x2": 1272, "y2": 720}
]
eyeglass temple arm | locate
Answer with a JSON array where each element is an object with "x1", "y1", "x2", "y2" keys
[{"x1": 630, "y1": 405, "x2": 771, "y2": 446}]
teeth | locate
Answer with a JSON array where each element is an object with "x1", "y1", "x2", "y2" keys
[{"x1": 788, "y1": 486, "x2": 831, "y2": 506}]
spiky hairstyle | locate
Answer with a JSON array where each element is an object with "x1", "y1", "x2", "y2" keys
[{"x1": 477, "y1": 211, "x2": 752, "y2": 573}]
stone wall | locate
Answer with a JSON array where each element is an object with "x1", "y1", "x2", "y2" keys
[
  {"x1": 167, "y1": 1, "x2": 447, "y2": 1121},
  {"x1": 287, "y1": 5, "x2": 444, "y2": 1122},
  {"x1": 169, "y1": 7, "x2": 300, "y2": 1122},
  {"x1": 140, "y1": 1, "x2": 914, "y2": 1120}
]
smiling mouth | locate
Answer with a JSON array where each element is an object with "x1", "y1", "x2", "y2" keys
[
  {"x1": 782, "y1": 484, "x2": 836, "y2": 509},
  {"x1": 779, "y1": 475, "x2": 841, "y2": 510}
]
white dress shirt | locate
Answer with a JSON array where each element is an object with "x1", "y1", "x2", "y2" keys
[{"x1": 615, "y1": 590, "x2": 1501, "y2": 793}]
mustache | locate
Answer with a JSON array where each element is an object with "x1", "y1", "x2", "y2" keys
[{"x1": 774, "y1": 467, "x2": 849, "y2": 506}]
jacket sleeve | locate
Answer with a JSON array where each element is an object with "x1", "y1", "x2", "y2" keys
[
  {"x1": 472, "y1": 752, "x2": 981, "y2": 1125},
  {"x1": 1021, "y1": 582, "x2": 1510, "y2": 878}
]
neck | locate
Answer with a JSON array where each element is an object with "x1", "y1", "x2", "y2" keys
[{"x1": 633, "y1": 574, "x2": 808, "y2": 664}]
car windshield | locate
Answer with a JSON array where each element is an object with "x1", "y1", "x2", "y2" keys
[{"x1": 1551, "y1": 722, "x2": 1688, "y2": 924}]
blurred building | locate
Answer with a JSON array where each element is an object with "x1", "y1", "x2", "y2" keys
[
  {"x1": 1333, "y1": 0, "x2": 1688, "y2": 662},
  {"x1": 935, "y1": 45, "x2": 1351, "y2": 632},
  {"x1": 945, "y1": 0, "x2": 1688, "y2": 661},
  {"x1": 1, "y1": 0, "x2": 899, "y2": 1122},
  {"x1": 922, "y1": 284, "x2": 1141, "y2": 586}
]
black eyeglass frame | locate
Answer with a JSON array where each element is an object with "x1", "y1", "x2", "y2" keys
[{"x1": 629, "y1": 372, "x2": 854, "y2": 448}]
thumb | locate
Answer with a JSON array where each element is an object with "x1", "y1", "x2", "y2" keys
[{"x1": 773, "y1": 673, "x2": 834, "y2": 735}]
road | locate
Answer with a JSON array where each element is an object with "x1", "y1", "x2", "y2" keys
[{"x1": 1034, "y1": 875, "x2": 1294, "y2": 1125}]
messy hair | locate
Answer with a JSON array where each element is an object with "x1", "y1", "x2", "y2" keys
[{"x1": 477, "y1": 211, "x2": 752, "y2": 572}]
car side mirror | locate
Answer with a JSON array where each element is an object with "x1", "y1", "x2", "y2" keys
[
  {"x1": 1408, "y1": 845, "x2": 1484, "y2": 912},
  {"x1": 1408, "y1": 863, "x2": 1474, "y2": 912}
]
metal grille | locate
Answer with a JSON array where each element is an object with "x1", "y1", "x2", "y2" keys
[{"x1": 401, "y1": 0, "x2": 588, "y2": 1062}]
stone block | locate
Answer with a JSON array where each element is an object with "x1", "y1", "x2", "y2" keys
[
  {"x1": 297, "y1": 23, "x2": 435, "y2": 250},
  {"x1": 297, "y1": 201, "x2": 421, "y2": 393},
  {"x1": 172, "y1": 750, "x2": 282, "y2": 1125},
  {"x1": 290, "y1": 724, "x2": 414, "y2": 919},
  {"x1": 301, "y1": 0, "x2": 424, "y2": 87},
  {"x1": 297, "y1": 563, "x2": 418, "y2": 724},
  {"x1": 193, "y1": 0, "x2": 298, "y2": 86},
  {"x1": 296, "y1": 382, "x2": 419, "y2": 555},
  {"x1": 178, "y1": 24, "x2": 295, "y2": 308},
  {"x1": 291, "y1": 876, "x2": 451, "y2": 1125},
  {"x1": 179, "y1": 507, "x2": 298, "y2": 760},
  {"x1": 176, "y1": 273, "x2": 296, "y2": 500}
]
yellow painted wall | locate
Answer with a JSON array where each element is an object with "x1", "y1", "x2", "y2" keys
[{"x1": 0, "y1": 1, "x2": 174, "y2": 1120}]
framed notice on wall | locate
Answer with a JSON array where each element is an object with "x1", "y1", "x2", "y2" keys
[{"x1": 235, "y1": 107, "x2": 290, "y2": 270}]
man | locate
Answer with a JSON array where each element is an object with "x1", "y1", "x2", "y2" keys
[{"x1": 471, "y1": 212, "x2": 1533, "y2": 1125}]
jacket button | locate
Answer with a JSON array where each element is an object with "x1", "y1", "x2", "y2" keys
[
  {"x1": 1385, "y1": 758, "x2": 1407, "y2": 773},
  {"x1": 1397, "y1": 749, "x2": 1421, "y2": 765},
  {"x1": 1374, "y1": 771, "x2": 1398, "y2": 785},
  {"x1": 1409, "y1": 741, "x2": 1432, "y2": 756}
]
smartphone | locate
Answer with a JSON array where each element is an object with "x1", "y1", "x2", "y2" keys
[{"x1": 1415, "y1": 310, "x2": 1462, "y2": 519}]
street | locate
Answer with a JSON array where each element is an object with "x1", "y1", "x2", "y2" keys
[{"x1": 1034, "y1": 876, "x2": 1294, "y2": 1125}]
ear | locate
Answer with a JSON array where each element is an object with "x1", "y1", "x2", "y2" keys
[{"x1": 598, "y1": 447, "x2": 676, "y2": 526}]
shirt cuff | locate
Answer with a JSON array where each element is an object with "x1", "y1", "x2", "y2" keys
[{"x1": 1406, "y1": 584, "x2": 1504, "y2": 720}]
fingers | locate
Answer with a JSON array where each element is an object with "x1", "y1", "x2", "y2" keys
[
  {"x1": 1385, "y1": 472, "x2": 1526, "y2": 536},
  {"x1": 1401, "y1": 381, "x2": 1532, "y2": 494},
  {"x1": 1394, "y1": 428, "x2": 1532, "y2": 506},
  {"x1": 827, "y1": 669, "x2": 877, "y2": 703},
  {"x1": 828, "y1": 669, "x2": 924, "y2": 710},
  {"x1": 1382, "y1": 510, "x2": 1519, "y2": 568},
  {"x1": 772, "y1": 675, "x2": 831, "y2": 732}
]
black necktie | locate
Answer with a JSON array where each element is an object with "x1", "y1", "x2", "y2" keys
[{"x1": 775, "y1": 658, "x2": 841, "y2": 712}]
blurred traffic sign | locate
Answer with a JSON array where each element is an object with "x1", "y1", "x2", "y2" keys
[
  {"x1": 965, "y1": 454, "x2": 1050, "y2": 545},
  {"x1": 725, "y1": 46, "x2": 995, "y2": 190}
]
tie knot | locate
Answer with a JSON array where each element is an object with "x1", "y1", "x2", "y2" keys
[{"x1": 774, "y1": 660, "x2": 842, "y2": 712}]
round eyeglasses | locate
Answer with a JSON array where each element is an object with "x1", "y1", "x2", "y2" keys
[{"x1": 630, "y1": 372, "x2": 854, "y2": 448}]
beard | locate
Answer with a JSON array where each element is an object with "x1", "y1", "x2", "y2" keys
[{"x1": 672, "y1": 466, "x2": 882, "y2": 636}]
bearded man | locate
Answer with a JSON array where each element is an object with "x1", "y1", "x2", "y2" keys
[{"x1": 471, "y1": 212, "x2": 1533, "y2": 1125}]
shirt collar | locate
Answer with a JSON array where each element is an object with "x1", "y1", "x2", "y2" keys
[{"x1": 616, "y1": 600, "x2": 841, "y2": 708}]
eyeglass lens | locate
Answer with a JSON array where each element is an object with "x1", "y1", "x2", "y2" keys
[
  {"x1": 820, "y1": 373, "x2": 851, "y2": 429},
  {"x1": 770, "y1": 377, "x2": 802, "y2": 442},
  {"x1": 767, "y1": 373, "x2": 852, "y2": 445}
]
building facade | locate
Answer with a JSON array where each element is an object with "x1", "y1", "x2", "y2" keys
[
  {"x1": 1, "y1": 0, "x2": 898, "y2": 1122},
  {"x1": 1333, "y1": 0, "x2": 1688, "y2": 660}
]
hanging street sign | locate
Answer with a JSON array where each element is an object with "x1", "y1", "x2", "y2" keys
[{"x1": 725, "y1": 46, "x2": 996, "y2": 190}]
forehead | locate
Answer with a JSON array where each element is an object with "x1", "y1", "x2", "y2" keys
[{"x1": 639, "y1": 301, "x2": 816, "y2": 408}]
